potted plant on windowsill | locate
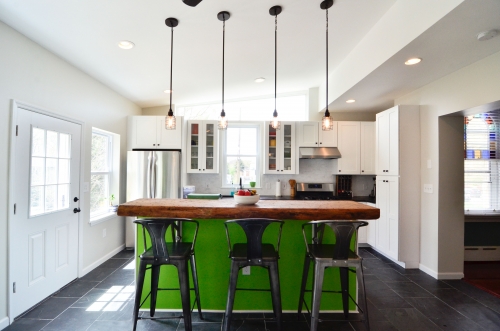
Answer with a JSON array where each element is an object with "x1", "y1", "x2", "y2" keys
[{"x1": 109, "y1": 194, "x2": 118, "y2": 212}]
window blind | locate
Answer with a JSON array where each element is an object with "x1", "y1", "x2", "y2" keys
[{"x1": 464, "y1": 112, "x2": 500, "y2": 212}]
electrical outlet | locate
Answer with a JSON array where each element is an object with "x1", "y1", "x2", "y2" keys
[
  {"x1": 205, "y1": 184, "x2": 210, "y2": 189},
  {"x1": 102, "y1": 228, "x2": 107, "y2": 238},
  {"x1": 282, "y1": 183, "x2": 286, "y2": 189},
  {"x1": 242, "y1": 266, "x2": 251, "y2": 275},
  {"x1": 424, "y1": 184, "x2": 433, "y2": 194}
]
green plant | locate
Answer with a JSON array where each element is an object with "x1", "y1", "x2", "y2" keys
[{"x1": 110, "y1": 194, "x2": 115, "y2": 206}]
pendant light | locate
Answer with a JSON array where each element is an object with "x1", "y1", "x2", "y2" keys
[
  {"x1": 165, "y1": 17, "x2": 178, "y2": 130},
  {"x1": 321, "y1": 0, "x2": 334, "y2": 131},
  {"x1": 269, "y1": 5, "x2": 282, "y2": 130},
  {"x1": 218, "y1": 11, "x2": 230, "y2": 130}
]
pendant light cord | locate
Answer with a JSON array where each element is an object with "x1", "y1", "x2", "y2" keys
[
  {"x1": 222, "y1": 19, "x2": 225, "y2": 113},
  {"x1": 325, "y1": 8, "x2": 329, "y2": 115},
  {"x1": 274, "y1": 14, "x2": 277, "y2": 115},
  {"x1": 169, "y1": 26, "x2": 174, "y2": 112}
]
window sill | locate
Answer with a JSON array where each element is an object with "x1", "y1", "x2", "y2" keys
[{"x1": 89, "y1": 212, "x2": 119, "y2": 226}]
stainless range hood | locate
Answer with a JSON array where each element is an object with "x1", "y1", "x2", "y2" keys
[{"x1": 299, "y1": 147, "x2": 342, "y2": 159}]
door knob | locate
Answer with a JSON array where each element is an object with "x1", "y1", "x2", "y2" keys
[
  {"x1": 73, "y1": 208, "x2": 81, "y2": 213},
  {"x1": 74, "y1": 197, "x2": 79, "y2": 202}
]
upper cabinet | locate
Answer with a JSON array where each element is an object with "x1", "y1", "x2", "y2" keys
[
  {"x1": 297, "y1": 121, "x2": 338, "y2": 147},
  {"x1": 336, "y1": 121, "x2": 375, "y2": 175},
  {"x1": 264, "y1": 122, "x2": 296, "y2": 174},
  {"x1": 376, "y1": 107, "x2": 399, "y2": 175},
  {"x1": 187, "y1": 121, "x2": 218, "y2": 174},
  {"x1": 128, "y1": 116, "x2": 182, "y2": 150}
]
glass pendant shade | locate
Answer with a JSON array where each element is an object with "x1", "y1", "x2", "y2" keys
[
  {"x1": 270, "y1": 110, "x2": 280, "y2": 130},
  {"x1": 218, "y1": 110, "x2": 228, "y2": 130},
  {"x1": 322, "y1": 111, "x2": 333, "y2": 130},
  {"x1": 165, "y1": 109, "x2": 176, "y2": 130}
]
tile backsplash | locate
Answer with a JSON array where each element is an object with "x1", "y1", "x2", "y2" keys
[{"x1": 186, "y1": 159, "x2": 375, "y2": 197}]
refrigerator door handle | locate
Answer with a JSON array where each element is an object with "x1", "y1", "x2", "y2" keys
[
  {"x1": 152, "y1": 151, "x2": 158, "y2": 199},
  {"x1": 147, "y1": 151, "x2": 153, "y2": 198}
]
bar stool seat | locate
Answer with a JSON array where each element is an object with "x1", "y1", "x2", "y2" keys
[
  {"x1": 298, "y1": 220, "x2": 370, "y2": 331},
  {"x1": 133, "y1": 218, "x2": 203, "y2": 331},
  {"x1": 222, "y1": 218, "x2": 284, "y2": 331}
]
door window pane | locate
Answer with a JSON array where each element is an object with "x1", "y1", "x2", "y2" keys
[{"x1": 30, "y1": 128, "x2": 72, "y2": 217}]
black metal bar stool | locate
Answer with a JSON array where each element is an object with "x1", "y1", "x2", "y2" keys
[
  {"x1": 133, "y1": 218, "x2": 203, "y2": 331},
  {"x1": 222, "y1": 218, "x2": 284, "y2": 331},
  {"x1": 297, "y1": 220, "x2": 370, "y2": 331}
]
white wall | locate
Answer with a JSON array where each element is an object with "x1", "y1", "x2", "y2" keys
[
  {"x1": 395, "y1": 50, "x2": 500, "y2": 278},
  {"x1": 0, "y1": 21, "x2": 141, "y2": 322}
]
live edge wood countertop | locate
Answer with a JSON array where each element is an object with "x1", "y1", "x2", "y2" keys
[{"x1": 117, "y1": 198, "x2": 380, "y2": 220}]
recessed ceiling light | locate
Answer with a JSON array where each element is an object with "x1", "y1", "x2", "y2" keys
[
  {"x1": 405, "y1": 58, "x2": 422, "y2": 65},
  {"x1": 118, "y1": 41, "x2": 135, "y2": 49},
  {"x1": 346, "y1": 99, "x2": 356, "y2": 103},
  {"x1": 254, "y1": 77, "x2": 266, "y2": 83},
  {"x1": 477, "y1": 30, "x2": 498, "y2": 41},
  {"x1": 164, "y1": 89, "x2": 173, "y2": 94}
]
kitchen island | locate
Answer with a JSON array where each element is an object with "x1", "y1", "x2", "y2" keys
[{"x1": 118, "y1": 198, "x2": 379, "y2": 312}]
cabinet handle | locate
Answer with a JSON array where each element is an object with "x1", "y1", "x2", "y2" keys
[
  {"x1": 339, "y1": 170, "x2": 341, "y2": 172},
  {"x1": 158, "y1": 144, "x2": 160, "y2": 146},
  {"x1": 203, "y1": 169, "x2": 205, "y2": 171},
  {"x1": 315, "y1": 142, "x2": 318, "y2": 144},
  {"x1": 199, "y1": 169, "x2": 201, "y2": 171},
  {"x1": 362, "y1": 170, "x2": 364, "y2": 172},
  {"x1": 153, "y1": 144, "x2": 156, "y2": 146},
  {"x1": 320, "y1": 142, "x2": 322, "y2": 144}
]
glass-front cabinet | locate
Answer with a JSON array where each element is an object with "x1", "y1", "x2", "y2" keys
[
  {"x1": 264, "y1": 122, "x2": 296, "y2": 174},
  {"x1": 187, "y1": 121, "x2": 218, "y2": 173}
]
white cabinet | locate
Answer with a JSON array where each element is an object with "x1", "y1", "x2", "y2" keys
[
  {"x1": 187, "y1": 121, "x2": 218, "y2": 174},
  {"x1": 128, "y1": 116, "x2": 183, "y2": 150},
  {"x1": 370, "y1": 105, "x2": 420, "y2": 268},
  {"x1": 336, "y1": 121, "x2": 375, "y2": 175},
  {"x1": 297, "y1": 121, "x2": 338, "y2": 147},
  {"x1": 337, "y1": 122, "x2": 360, "y2": 174},
  {"x1": 375, "y1": 176, "x2": 399, "y2": 261},
  {"x1": 264, "y1": 122, "x2": 296, "y2": 174},
  {"x1": 357, "y1": 202, "x2": 376, "y2": 245},
  {"x1": 376, "y1": 107, "x2": 399, "y2": 175},
  {"x1": 360, "y1": 122, "x2": 376, "y2": 174}
]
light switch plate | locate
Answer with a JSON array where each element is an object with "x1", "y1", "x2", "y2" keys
[{"x1": 424, "y1": 184, "x2": 433, "y2": 194}]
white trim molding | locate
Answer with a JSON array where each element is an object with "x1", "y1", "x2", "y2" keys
[
  {"x1": 419, "y1": 264, "x2": 464, "y2": 280},
  {"x1": 80, "y1": 244, "x2": 125, "y2": 277},
  {"x1": 0, "y1": 317, "x2": 10, "y2": 330}
]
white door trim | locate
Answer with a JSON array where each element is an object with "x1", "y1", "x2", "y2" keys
[{"x1": 8, "y1": 100, "x2": 85, "y2": 321}]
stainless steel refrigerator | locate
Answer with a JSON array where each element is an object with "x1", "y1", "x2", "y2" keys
[{"x1": 125, "y1": 150, "x2": 181, "y2": 248}]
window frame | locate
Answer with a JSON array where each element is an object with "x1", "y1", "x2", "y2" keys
[
  {"x1": 221, "y1": 122, "x2": 263, "y2": 189},
  {"x1": 90, "y1": 128, "x2": 120, "y2": 224}
]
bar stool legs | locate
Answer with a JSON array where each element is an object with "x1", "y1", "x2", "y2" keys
[
  {"x1": 190, "y1": 254, "x2": 203, "y2": 319},
  {"x1": 222, "y1": 261, "x2": 240, "y2": 331}
]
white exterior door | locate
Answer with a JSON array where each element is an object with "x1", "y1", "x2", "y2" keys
[{"x1": 10, "y1": 107, "x2": 81, "y2": 318}]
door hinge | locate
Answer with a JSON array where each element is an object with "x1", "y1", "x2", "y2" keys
[
  {"x1": 13, "y1": 282, "x2": 16, "y2": 293},
  {"x1": 16, "y1": 125, "x2": 18, "y2": 136},
  {"x1": 14, "y1": 203, "x2": 16, "y2": 214}
]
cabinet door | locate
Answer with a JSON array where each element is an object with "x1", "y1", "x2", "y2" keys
[
  {"x1": 360, "y1": 122, "x2": 376, "y2": 174},
  {"x1": 376, "y1": 112, "x2": 390, "y2": 175},
  {"x1": 203, "y1": 122, "x2": 218, "y2": 173},
  {"x1": 387, "y1": 108, "x2": 399, "y2": 176},
  {"x1": 318, "y1": 121, "x2": 338, "y2": 147},
  {"x1": 133, "y1": 117, "x2": 158, "y2": 149},
  {"x1": 157, "y1": 116, "x2": 182, "y2": 149},
  {"x1": 279, "y1": 122, "x2": 295, "y2": 174},
  {"x1": 265, "y1": 123, "x2": 279, "y2": 174},
  {"x1": 187, "y1": 121, "x2": 203, "y2": 173},
  {"x1": 387, "y1": 176, "x2": 399, "y2": 260},
  {"x1": 376, "y1": 176, "x2": 389, "y2": 254},
  {"x1": 366, "y1": 217, "x2": 377, "y2": 247},
  {"x1": 298, "y1": 122, "x2": 319, "y2": 147},
  {"x1": 337, "y1": 122, "x2": 360, "y2": 174}
]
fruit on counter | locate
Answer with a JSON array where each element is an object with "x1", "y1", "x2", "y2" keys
[{"x1": 235, "y1": 189, "x2": 257, "y2": 196}]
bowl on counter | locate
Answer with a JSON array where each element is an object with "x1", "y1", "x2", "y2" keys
[{"x1": 234, "y1": 194, "x2": 260, "y2": 205}]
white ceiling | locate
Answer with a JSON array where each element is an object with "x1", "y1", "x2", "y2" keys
[
  {"x1": 0, "y1": 0, "x2": 499, "y2": 114},
  {"x1": 0, "y1": 0, "x2": 395, "y2": 108}
]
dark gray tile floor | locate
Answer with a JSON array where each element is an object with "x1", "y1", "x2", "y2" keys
[{"x1": 5, "y1": 248, "x2": 500, "y2": 331}]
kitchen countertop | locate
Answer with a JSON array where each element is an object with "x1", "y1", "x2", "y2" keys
[{"x1": 117, "y1": 198, "x2": 380, "y2": 220}]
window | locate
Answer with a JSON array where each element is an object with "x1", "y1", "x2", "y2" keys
[
  {"x1": 222, "y1": 123, "x2": 261, "y2": 188},
  {"x1": 91, "y1": 129, "x2": 119, "y2": 221},
  {"x1": 30, "y1": 128, "x2": 71, "y2": 217},
  {"x1": 464, "y1": 113, "x2": 500, "y2": 212}
]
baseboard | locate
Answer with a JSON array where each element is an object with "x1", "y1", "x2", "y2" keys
[
  {"x1": 80, "y1": 244, "x2": 126, "y2": 277},
  {"x1": 419, "y1": 264, "x2": 464, "y2": 280},
  {"x1": 364, "y1": 245, "x2": 406, "y2": 268},
  {"x1": 0, "y1": 316, "x2": 10, "y2": 330}
]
